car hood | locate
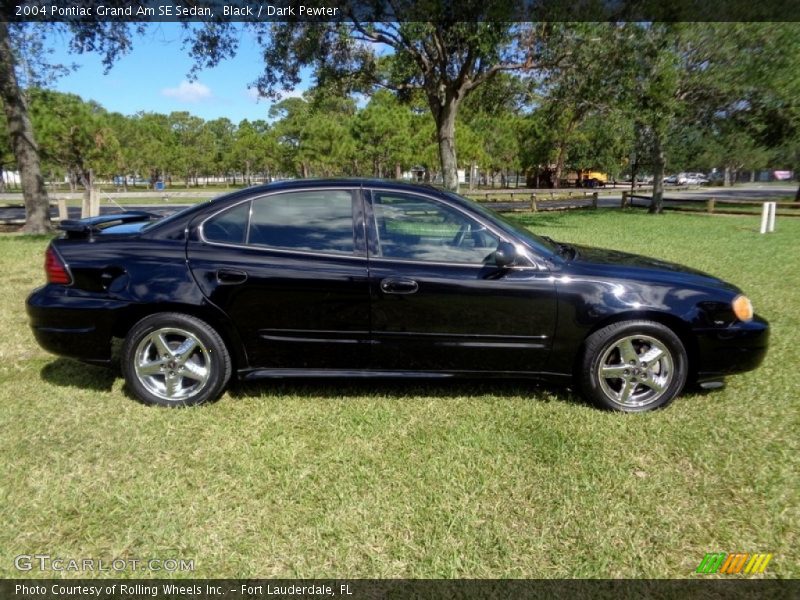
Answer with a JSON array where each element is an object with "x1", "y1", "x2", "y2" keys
[{"x1": 566, "y1": 244, "x2": 739, "y2": 292}]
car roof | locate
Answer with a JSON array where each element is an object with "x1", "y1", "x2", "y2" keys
[
  {"x1": 238, "y1": 178, "x2": 445, "y2": 195},
  {"x1": 142, "y1": 178, "x2": 459, "y2": 238}
]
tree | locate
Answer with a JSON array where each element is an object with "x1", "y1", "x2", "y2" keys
[
  {"x1": 0, "y1": 19, "x2": 140, "y2": 231},
  {"x1": 29, "y1": 89, "x2": 119, "y2": 197},
  {"x1": 0, "y1": 20, "x2": 49, "y2": 232},
  {"x1": 614, "y1": 23, "x2": 800, "y2": 212},
  {"x1": 352, "y1": 90, "x2": 413, "y2": 178},
  {"x1": 189, "y1": 13, "x2": 551, "y2": 191}
]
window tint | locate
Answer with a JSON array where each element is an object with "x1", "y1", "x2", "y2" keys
[
  {"x1": 248, "y1": 190, "x2": 355, "y2": 255},
  {"x1": 372, "y1": 192, "x2": 499, "y2": 264},
  {"x1": 203, "y1": 201, "x2": 250, "y2": 244}
]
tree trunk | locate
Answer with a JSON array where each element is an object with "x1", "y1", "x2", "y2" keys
[
  {"x1": 649, "y1": 135, "x2": 665, "y2": 214},
  {"x1": 394, "y1": 162, "x2": 401, "y2": 180},
  {"x1": 0, "y1": 20, "x2": 50, "y2": 232},
  {"x1": 553, "y1": 141, "x2": 567, "y2": 190},
  {"x1": 794, "y1": 182, "x2": 800, "y2": 203},
  {"x1": 723, "y1": 166, "x2": 731, "y2": 187},
  {"x1": 629, "y1": 156, "x2": 638, "y2": 195},
  {"x1": 469, "y1": 161, "x2": 477, "y2": 191},
  {"x1": 433, "y1": 100, "x2": 459, "y2": 192}
]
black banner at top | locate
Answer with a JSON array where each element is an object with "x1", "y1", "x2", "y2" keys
[{"x1": 4, "y1": 0, "x2": 800, "y2": 23}]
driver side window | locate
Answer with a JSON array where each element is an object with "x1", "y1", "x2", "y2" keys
[{"x1": 371, "y1": 192, "x2": 499, "y2": 264}]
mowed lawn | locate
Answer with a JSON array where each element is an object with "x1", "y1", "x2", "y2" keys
[{"x1": 0, "y1": 209, "x2": 797, "y2": 579}]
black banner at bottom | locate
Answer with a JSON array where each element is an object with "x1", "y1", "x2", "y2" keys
[{"x1": 2, "y1": 579, "x2": 798, "y2": 600}]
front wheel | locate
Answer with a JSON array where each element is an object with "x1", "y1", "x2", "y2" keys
[
  {"x1": 579, "y1": 320, "x2": 688, "y2": 412},
  {"x1": 121, "y1": 313, "x2": 232, "y2": 407}
]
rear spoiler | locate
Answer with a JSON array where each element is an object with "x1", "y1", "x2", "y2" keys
[{"x1": 59, "y1": 211, "x2": 160, "y2": 238}]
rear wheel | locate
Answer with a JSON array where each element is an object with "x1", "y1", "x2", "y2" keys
[
  {"x1": 579, "y1": 320, "x2": 688, "y2": 412},
  {"x1": 122, "y1": 313, "x2": 231, "y2": 407}
]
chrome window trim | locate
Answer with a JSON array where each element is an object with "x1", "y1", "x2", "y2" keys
[
  {"x1": 366, "y1": 187, "x2": 546, "y2": 271},
  {"x1": 198, "y1": 187, "x2": 364, "y2": 260}
]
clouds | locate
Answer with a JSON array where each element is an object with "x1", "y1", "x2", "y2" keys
[{"x1": 161, "y1": 81, "x2": 213, "y2": 103}]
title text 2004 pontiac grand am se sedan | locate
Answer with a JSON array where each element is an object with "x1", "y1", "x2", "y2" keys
[{"x1": 27, "y1": 180, "x2": 768, "y2": 412}]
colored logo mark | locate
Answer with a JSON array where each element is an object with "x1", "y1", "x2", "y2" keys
[{"x1": 696, "y1": 552, "x2": 773, "y2": 575}]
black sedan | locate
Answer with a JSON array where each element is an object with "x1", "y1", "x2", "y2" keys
[{"x1": 27, "y1": 179, "x2": 768, "y2": 411}]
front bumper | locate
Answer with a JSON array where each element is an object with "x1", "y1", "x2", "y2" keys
[
  {"x1": 26, "y1": 286, "x2": 130, "y2": 364},
  {"x1": 693, "y1": 314, "x2": 769, "y2": 379}
]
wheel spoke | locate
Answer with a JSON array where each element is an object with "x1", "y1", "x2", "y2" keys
[
  {"x1": 601, "y1": 365, "x2": 627, "y2": 378},
  {"x1": 137, "y1": 361, "x2": 164, "y2": 376},
  {"x1": 618, "y1": 338, "x2": 638, "y2": 364},
  {"x1": 618, "y1": 379, "x2": 636, "y2": 403},
  {"x1": 640, "y1": 346, "x2": 665, "y2": 368},
  {"x1": 641, "y1": 376, "x2": 666, "y2": 393},
  {"x1": 182, "y1": 361, "x2": 208, "y2": 383},
  {"x1": 165, "y1": 375, "x2": 181, "y2": 398},
  {"x1": 174, "y1": 338, "x2": 198, "y2": 361},
  {"x1": 152, "y1": 333, "x2": 172, "y2": 358}
]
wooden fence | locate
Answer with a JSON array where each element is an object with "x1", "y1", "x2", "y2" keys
[{"x1": 628, "y1": 194, "x2": 800, "y2": 217}]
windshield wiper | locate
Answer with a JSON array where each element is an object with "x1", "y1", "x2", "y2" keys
[{"x1": 541, "y1": 236, "x2": 576, "y2": 259}]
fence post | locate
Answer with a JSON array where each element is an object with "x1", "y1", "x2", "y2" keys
[
  {"x1": 90, "y1": 186, "x2": 100, "y2": 217},
  {"x1": 592, "y1": 192, "x2": 598, "y2": 209},
  {"x1": 621, "y1": 191, "x2": 629, "y2": 209},
  {"x1": 707, "y1": 197, "x2": 715, "y2": 214},
  {"x1": 762, "y1": 201, "x2": 777, "y2": 233},
  {"x1": 530, "y1": 193, "x2": 538, "y2": 212},
  {"x1": 56, "y1": 198, "x2": 68, "y2": 221}
]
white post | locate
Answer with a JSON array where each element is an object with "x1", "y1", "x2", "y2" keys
[
  {"x1": 768, "y1": 202, "x2": 776, "y2": 232},
  {"x1": 760, "y1": 203, "x2": 769, "y2": 234}
]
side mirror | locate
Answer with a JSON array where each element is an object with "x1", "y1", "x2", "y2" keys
[{"x1": 494, "y1": 242, "x2": 517, "y2": 268}]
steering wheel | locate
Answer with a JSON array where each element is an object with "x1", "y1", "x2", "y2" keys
[{"x1": 451, "y1": 223, "x2": 471, "y2": 247}]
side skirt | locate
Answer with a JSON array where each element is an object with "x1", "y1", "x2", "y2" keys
[{"x1": 238, "y1": 368, "x2": 572, "y2": 383}]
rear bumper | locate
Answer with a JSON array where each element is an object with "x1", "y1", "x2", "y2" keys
[
  {"x1": 693, "y1": 314, "x2": 769, "y2": 380},
  {"x1": 26, "y1": 286, "x2": 129, "y2": 363}
]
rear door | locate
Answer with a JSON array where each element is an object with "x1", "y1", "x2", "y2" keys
[
  {"x1": 365, "y1": 188, "x2": 557, "y2": 373},
  {"x1": 186, "y1": 187, "x2": 371, "y2": 369}
]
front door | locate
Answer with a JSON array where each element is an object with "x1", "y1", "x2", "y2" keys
[{"x1": 365, "y1": 189, "x2": 557, "y2": 373}]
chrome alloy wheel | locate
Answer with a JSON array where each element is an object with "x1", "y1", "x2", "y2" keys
[
  {"x1": 597, "y1": 334, "x2": 674, "y2": 408},
  {"x1": 133, "y1": 327, "x2": 211, "y2": 402}
]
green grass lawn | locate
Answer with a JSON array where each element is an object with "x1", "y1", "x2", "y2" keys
[{"x1": 0, "y1": 209, "x2": 797, "y2": 579}]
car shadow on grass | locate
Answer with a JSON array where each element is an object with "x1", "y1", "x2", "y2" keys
[
  {"x1": 227, "y1": 377, "x2": 586, "y2": 407},
  {"x1": 40, "y1": 357, "x2": 118, "y2": 392}
]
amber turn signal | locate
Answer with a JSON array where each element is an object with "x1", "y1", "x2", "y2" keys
[{"x1": 732, "y1": 295, "x2": 753, "y2": 322}]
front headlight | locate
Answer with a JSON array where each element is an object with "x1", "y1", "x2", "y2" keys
[{"x1": 732, "y1": 295, "x2": 754, "y2": 322}]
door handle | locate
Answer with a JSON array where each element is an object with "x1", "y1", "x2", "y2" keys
[
  {"x1": 380, "y1": 277, "x2": 419, "y2": 294},
  {"x1": 216, "y1": 269, "x2": 248, "y2": 285}
]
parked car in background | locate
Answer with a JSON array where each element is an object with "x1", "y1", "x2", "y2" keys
[
  {"x1": 27, "y1": 180, "x2": 768, "y2": 412},
  {"x1": 663, "y1": 174, "x2": 679, "y2": 184},
  {"x1": 678, "y1": 172, "x2": 709, "y2": 185}
]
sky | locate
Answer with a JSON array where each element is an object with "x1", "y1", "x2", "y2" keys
[{"x1": 44, "y1": 24, "x2": 311, "y2": 123}]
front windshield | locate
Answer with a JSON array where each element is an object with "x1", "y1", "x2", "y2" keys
[{"x1": 442, "y1": 191, "x2": 560, "y2": 255}]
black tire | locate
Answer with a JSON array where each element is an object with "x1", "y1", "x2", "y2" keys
[
  {"x1": 121, "y1": 312, "x2": 232, "y2": 407},
  {"x1": 578, "y1": 320, "x2": 688, "y2": 412}
]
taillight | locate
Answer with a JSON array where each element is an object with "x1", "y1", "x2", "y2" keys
[{"x1": 45, "y1": 246, "x2": 71, "y2": 285}]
